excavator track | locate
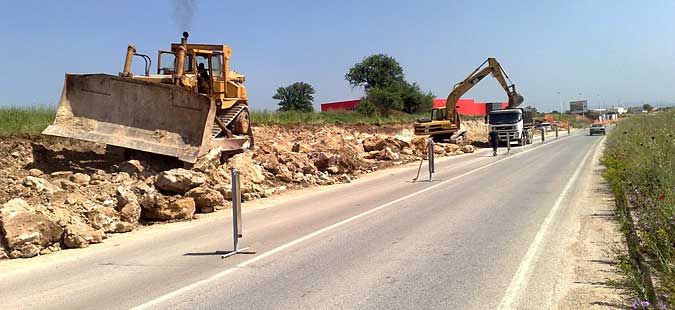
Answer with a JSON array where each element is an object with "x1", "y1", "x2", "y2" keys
[{"x1": 212, "y1": 101, "x2": 248, "y2": 137}]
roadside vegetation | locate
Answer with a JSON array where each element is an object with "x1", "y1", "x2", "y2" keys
[
  {"x1": 0, "y1": 106, "x2": 55, "y2": 136},
  {"x1": 602, "y1": 110, "x2": 675, "y2": 309}
]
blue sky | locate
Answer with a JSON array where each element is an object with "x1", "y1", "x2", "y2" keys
[{"x1": 1, "y1": 0, "x2": 674, "y2": 112}]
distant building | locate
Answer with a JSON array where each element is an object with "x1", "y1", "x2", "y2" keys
[
  {"x1": 607, "y1": 107, "x2": 627, "y2": 114},
  {"x1": 320, "y1": 98, "x2": 506, "y2": 116}
]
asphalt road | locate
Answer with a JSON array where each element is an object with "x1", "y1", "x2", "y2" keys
[{"x1": 0, "y1": 129, "x2": 607, "y2": 309}]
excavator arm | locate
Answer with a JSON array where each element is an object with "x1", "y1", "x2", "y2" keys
[{"x1": 443, "y1": 58, "x2": 524, "y2": 127}]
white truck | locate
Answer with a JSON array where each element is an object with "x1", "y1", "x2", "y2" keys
[{"x1": 487, "y1": 107, "x2": 533, "y2": 146}]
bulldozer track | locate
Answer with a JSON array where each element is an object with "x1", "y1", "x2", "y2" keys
[{"x1": 212, "y1": 101, "x2": 248, "y2": 137}]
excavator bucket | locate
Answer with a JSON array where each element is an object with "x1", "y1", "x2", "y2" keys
[{"x1": 43, "y1": 74, "x2": 246, "y2": 163}]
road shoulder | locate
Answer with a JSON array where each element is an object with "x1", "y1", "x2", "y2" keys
[{"x1": 558, "y1": 141, "x2": 625, "y2": 309}]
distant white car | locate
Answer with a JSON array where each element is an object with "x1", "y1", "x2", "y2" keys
[{"x1": 589, "y1": 123, "x2": 606, "y2": 135}]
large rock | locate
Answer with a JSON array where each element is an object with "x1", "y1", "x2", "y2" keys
[
  {"x1": 444, "y1": 144, "x2": 461, "y2": 153},
  {"x1": 86, "y1": 207, "x2": 118, "y2": 233},
  {"x1": 23, "y1": 176, "x2": 61, "y2": 194},
  {"x1": 117, "y1": 160, "x2": 146, "y2": 175},
  {"x1": 155, "y1": 169, "x2": 206, "y2": 194},
  {"x1": 186, "y1": 186, "x2": 225, "y2": 213},
  {"x1": 378, "y1": 147, "x2": 400, "y2": 161},
  {"x1": 116, "y1": 186, "x2": 138, "y2": 209},
  {"x1": 141, "y1": 195, "x2": 195, "y2": 221},
  {"x1": 227, "y1": 153, "x2": 265, "y2": 184},
  {"x1": 411, "y1": 137, "x2": 429, "y2": 154},
  {"x1": 119, "y1": 202, "x2": 141, "y2": 223},
  {"x1": 69, "y1": 173, "x2": 91, "y2": 185},
  {"x1": 62, "y1": 223, "x2": 103, "y2": 249},
  {"x1": 0, "y1": 199, "x2": 63, "y2": 258},
  {"x1": 461, "y1": 145, "x2": 476, "y2": 153}
]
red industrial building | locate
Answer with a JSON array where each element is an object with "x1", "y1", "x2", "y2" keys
[{"x1": 320, "y1": 98, "x2": 506, "y2": 116}]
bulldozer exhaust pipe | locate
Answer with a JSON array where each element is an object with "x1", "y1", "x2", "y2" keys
[
  {"x1": 174, "y1": 32, "x2": 189, "y2": 85},
  {"x1": 122, "y1": 45, "x2": 136, "y2": 77}
]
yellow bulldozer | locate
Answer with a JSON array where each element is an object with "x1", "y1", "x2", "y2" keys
[{"x1": 43, "y1": 32, "x2": 253, "y2": 163}]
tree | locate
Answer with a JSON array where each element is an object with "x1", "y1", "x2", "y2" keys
[
  {"x1": 551, "y1": 110, "x2": 560, "y2": 114},
  {"x1": 345, "y1": 54, "x2": 404, "y2": 90},
  {"x1": 359, "y1": 86, "x2": 403, "y2": 115},
  {"x1": 273, "y1": 82, "x2": 315, "y2": 112},
  {"x1": 399, "y1": 82, "x2": 434, "y2": 114},
  {"x1": 643, "y1": 103, "x2": 653, "y2": 112}
]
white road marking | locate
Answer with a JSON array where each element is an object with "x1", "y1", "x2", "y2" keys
[
  {"x1": 133, "y1": 134, "x2": 579, "y2": 309},
  {"x1": 497, "y1": 136, "x2": 604, "y2": 310}
]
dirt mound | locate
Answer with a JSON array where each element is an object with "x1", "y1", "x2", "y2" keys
[{"x1": 0, "y1": 121, "x2": 486, "y2": 259}]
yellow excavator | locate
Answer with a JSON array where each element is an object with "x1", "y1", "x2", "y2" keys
[
  {"x1": 414, "y1": 58, "x2": 524, "y2": 140},
  {"x1": 43, "y1": 32, "x2": 252, "y2": 163}
]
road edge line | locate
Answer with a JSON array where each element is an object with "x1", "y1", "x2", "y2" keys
[{"x1": 497, "y1": 136, "x2": 605, "y2": 310}]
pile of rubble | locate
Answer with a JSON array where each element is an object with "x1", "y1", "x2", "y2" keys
[{"x1": 0, "y1": 121, "x2": 485, "y2": 259}]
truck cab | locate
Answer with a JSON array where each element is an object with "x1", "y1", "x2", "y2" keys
[{"x1": 487, "y1": 108, "x2": 533, "y2": 146}]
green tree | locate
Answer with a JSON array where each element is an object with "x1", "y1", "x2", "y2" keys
[
  {"x1": 345, "y1": 54, "x2": 404, "y2": 90},
  {"x1": 273, "y1": 82, "x2": 315, "y2": 112},
  {"x1": 399, "y1": 82, "x2": 434, "y2": 114},
  {"x1": 642, "y1": 103, "x2": 653, "y2": 112},
  {"x1": 359, "y1": 86, "x2": 403, "y2": 115}
]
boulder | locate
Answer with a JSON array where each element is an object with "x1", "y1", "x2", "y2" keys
[
  {"x1": 411, "y1": 137, "x2": 429, "y2": 154},
  {"x1": 461, "y1": 145, "x2": 475, "y2": 153},
  {"x1": 115, "y1": 222, "x2": 136, "y2": 233},
  {"x1": 260, "y1": 153, "x2": 281, "y2": 173},
  {"x1": 155, "y1": 168, "x2": 206, "y2": 194},
  {"x1": 433, "y1": 144, "x2": 445, "y2": 154},
  {"x1": 62, "y1": 223, "x2": 103, "y2": 248},
  {"x1": 116, "y1": 186, "x2": 138, "y2": 209},
  {"x1": 119, "y1": 202, "x2": 141, "y2": 223},
  {"x1": 444, "y1": 144, "x2": 461, "y2": 153},
  {"x1": 186, "y1": 186, "x2": 225, "y2": 212},
  {"x1": 378, "y1": 147, "x2": 400, "y2": 161},
  {"x1": 23, "y1": 176, "x2": 61, "y2": 194},
  {"x1": 142, "y1": 196, "x2": 195, "y2": 221},
  {"x1": 69, "y1": 173, "x2": 91, "y2": 185},
  {"x1": 86, "y1": 207, "x2": 118, "y2": 233},
  {"x1": 28, "y1": 168, "x2": 43, "y2": 177},
  {"x1": 117, "y1": 160, "x2": 146, "y2": 175},
  {"x1": 227, "y1": 153, "x2": 265, "y2": 184},
  {"x1": 0, "y1": 199, "x2": 63, "y2": 258}
]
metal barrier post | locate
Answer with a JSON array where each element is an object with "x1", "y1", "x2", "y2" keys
[
  {"x1": 222, "y1": 169, "x2": 256, "y2": 258},
  {"x1": 555, "y1": 126, "x2": 559, "y2": 139},
  {"x1": 427, "y1": 138, "x2": 435, "y2": 181},
  {"x1": 541, "y1": 128, "x2": 545, "y2": 143},
  {"x1": 506, "y1": 133, "x2": 511, "y2": 154},
  {"x1": 568, "y1": 123, "x2": 571, "y2": 135}
]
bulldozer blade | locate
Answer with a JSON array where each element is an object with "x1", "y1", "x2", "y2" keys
[{"x1": 43, "y1": 74, "x2": 234, "y2": 163}]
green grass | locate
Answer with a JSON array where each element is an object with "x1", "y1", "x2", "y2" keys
[
  {"x1": 0, "y1": 106, "x2": 55, "y2": 136},
  {"x1": 601, "y1": 110, "x2": 675, "y2": 307},
  {"x1": 250, "y1": 110, "x2": 426, "y2": 125}
]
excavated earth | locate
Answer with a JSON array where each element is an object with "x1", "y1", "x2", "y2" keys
[{"x1": 0, "y1": 121, "x2": 487, "y2": 259}]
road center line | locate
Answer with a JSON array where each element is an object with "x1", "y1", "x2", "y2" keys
[
  {"x1": 497, "y1": 136, "x2": 604, "y2": 310},
  {"x1": 133, "y1": 133, "x2": 579, "y2": 309}
]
